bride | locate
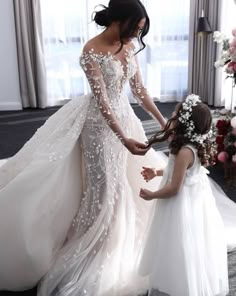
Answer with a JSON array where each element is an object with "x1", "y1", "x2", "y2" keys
[
  {"x1": 0, "y1": 1, "x2": 167, "y2": 295},
  {"x1": 0, "y1": 0, "x2": 235, "y2": 295}
]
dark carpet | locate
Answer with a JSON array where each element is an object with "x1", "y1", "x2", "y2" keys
[{"x1": 0, "y1": 102, "x2": 235, "y2": 296}]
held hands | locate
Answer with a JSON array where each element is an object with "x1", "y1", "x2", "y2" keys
[
  {"x1": 141, "y1": 166, "x2": 156, "y2": 182},
  {"x1": 139, "y1": 188, "x2": 154, "y2": 200},
  {"x1": 123, "y1": 138, "x2": 150, "y2": 155}
]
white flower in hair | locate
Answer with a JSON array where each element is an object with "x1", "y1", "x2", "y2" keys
[{"x1": 178, "y1": 94, "x2": 211, "y2": 144}]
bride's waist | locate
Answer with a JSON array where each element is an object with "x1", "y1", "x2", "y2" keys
[
  {"x1": 90, "y1": 95, "x2": 131, "y2": 113},
  {"x1": 86, "y1": 100, "x2": 133, "y2": 125}
]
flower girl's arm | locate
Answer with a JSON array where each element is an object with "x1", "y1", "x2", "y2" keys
[
  {"x1": 129, "y1": 55, "x2": 166, "y2": 128},
  {"x1": 140, "y1": 148, "x2": 193, "y2": 200},
  {"x1": 141, "y1": 166, "x2": 163, "y2": 182},
  {"x1": 155, "y1": 169, "x2": 164, "y2": 177}
]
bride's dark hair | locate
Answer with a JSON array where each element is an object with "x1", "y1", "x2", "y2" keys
[
  {"x1": 148, "y1": 101, "x2": 216, "y2": 167},
  {"x1": 93, "y1": 0, "x2": 150, "y2": 53}
]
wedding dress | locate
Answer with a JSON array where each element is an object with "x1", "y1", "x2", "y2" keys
[
  {"x1": 0, "y1": 47, "x2": 235, "y2": 296},
  {"x1": 0, "y1": 47, "x2": 166, "y2": 295}
]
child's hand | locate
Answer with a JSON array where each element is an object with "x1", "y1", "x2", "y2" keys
[
  {"x1": 141, "y1": 166, "x2": 156, "y2": 182},
  {"x1": 139, "y1": 188, "x2": 154, "y2": 200}
]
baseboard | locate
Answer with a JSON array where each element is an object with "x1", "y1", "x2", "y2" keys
[{"x1": 0, "y1": 102, "x2": 22, "y2": 111}]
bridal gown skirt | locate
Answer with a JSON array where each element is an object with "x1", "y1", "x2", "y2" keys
[
  {"x1": 0, "y1": 94, "x2": 167, "y2": 295},
  {"x1": 0, "y1": 94, "x2": 236, "y2": 295}
]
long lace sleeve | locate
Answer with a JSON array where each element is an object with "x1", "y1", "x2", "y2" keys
[
  {"x1": 80, "y1": 49, "x2": 127, "y2": 143},
  {"x1": 129, "y1": 55, "x2": 166, "y2": 128}
]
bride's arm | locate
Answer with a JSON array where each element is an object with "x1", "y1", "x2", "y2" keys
[
  {"x1": 129, "y1": 55, "x2": 166, "y2": 128},
  {"x1": 80, "y1": 46, "x2": 148, "y2": 155}
]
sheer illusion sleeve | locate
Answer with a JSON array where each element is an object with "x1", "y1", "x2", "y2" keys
[
  {"x1": 80, "y1": 49, "x2": 127, "y2": 143},
  {"x1": 129, "y1": 55, "x2": 151, "y2": 106},
  {"x1": 129, "y1": 55, "x2": 166, "y2": 128}
]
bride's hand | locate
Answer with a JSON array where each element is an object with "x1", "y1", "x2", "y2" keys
[{"x1": 123, "y1": 138, "x2": 149, "y2": 155}]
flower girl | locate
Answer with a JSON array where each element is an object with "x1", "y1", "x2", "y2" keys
[{"x1": 139, "y1": 95, "x2": 229, "y2": 296}]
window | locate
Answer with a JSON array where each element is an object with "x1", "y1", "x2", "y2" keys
[{"x1": 41, "y1": 0, "x2": 189, "y2": 105}]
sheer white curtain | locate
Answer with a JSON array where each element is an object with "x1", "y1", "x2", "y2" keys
[
  {"x1": 215, "y1": 0, "x2": 236, "y2": 109},
  {"x1": 139, "y1": 0, "x2": 189, "y2": 102},
  {"x1": 40, "y1": 0, "x2": 107, "y2": 106},
  {"x1": 40, "y1": 0, "x2": 189, "y2": 106}
]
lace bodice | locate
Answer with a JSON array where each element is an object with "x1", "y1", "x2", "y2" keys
[
  {"x1": 79, "y1": 47, "x2": 149, "y2": 105},
  {"x1": 80, "y1": 48, "x2": 135, "y2": 100},
  {"x1": 79, "y1": 46, "x2": 152, "y2": 141}
]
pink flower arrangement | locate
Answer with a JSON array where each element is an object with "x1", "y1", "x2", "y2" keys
[
  {"x1": 213, "y1": 28, "x2": 236, "y2": 84},
  {"x1": 232, "y1": 28, "x2": 236, "y2": 37},
  {"x1": 215, "y1": 116, "x2": 236, "y2": 163}
]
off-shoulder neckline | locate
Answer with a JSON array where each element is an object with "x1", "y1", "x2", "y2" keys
[
  {"x1": 81, "y1": 47, "x2": 134, "y2": 66},
  {"x1": 80, "y1": 47, "x2": 136, "y2": 76}
]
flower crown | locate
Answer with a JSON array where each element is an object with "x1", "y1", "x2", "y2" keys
[{"x1": 178, "y1": 94, "x2": 212, "y2": 144}]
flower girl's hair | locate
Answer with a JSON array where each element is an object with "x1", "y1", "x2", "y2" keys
[{"x1": 148, "y1": 94, "x2": 215, "y2": 167}]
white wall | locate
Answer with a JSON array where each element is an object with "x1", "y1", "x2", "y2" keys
[{"x1": 0, "y1": 0, "x2": 22, "y2": 110}]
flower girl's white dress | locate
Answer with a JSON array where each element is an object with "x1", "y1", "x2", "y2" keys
[
  {"x1": 139, "y1": 145, "x2": 230, "y2": 296},
  {"x1": 0, "y1": 48, "x2": 235, "y2": 296}
]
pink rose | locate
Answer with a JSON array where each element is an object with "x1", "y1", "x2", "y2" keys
[
  {"x1": 218, "y1": 151, "x2": 229, "y2": 163},
  {"x1": 229, "y1": 47, "x2": 236, "y2": 54},
  {"x1": 229, "y1": 61, "x2": 236, "y2": 71},
  {"x1": 232, "y1": 28, "x2": 236, "y2": 37},
  {"x1": 226, "y1": 62, "x2": 236, "y2": 74},
  {"x1": 228, "y1": 61, "x2": 236, "y2": 67},
  {"x1": 230, "y1": 39, "x2": 236, "y2": 48},
  {"x1": 226, "y1": 66, "x2": 234, "y2": 74}
]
